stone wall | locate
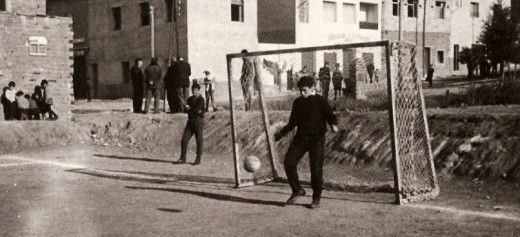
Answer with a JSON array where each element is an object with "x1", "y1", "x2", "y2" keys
[
  {"x1": 0, "y1": 12, "x2": 74, "y2": 119},
  {"x1": 6, "y1": 0, "x2": 47, "y2": 15}
]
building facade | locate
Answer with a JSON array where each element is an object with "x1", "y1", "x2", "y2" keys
[
  {"x1": 382, "y1": 0, "x2": 510, "y2": 78},
  {"x1": 0, "y1": 0, "x2": 74, "y2": 119},
  {"x1": 47, "y1": 0, "x2": 382, "y2": 100}
]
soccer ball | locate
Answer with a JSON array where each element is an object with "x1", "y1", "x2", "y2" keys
[{"x1": 244, "y1": 155, "x2": 261, "y2": 173}]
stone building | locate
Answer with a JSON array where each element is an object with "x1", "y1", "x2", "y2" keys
[{"x1": 0, "y1": 0, "x2": 74, "y2": 119}]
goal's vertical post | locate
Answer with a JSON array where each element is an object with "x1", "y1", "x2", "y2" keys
[
  {"x1": 385, "y1": 41, "x2": 403, "y2": 205},
  {"x1": 226, "y1": 55, "x2": 242, "y2": 187},
  {"x1": 253, "y1": 57, "x2": 280, "y2": 180}
]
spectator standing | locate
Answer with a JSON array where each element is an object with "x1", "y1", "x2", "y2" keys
[
  {"x1": 318, "y1": 62, "x2": 331, "y2": 99},
  {"x1": 172, "y1": 57, "x2": 191, "y2": 113},
  {"x1": 426, "y1": 64, "x2": 435, "y2": 87},
  {"x1": 41, "y1": 80, "x2": 58, "y2": 120},
  {"x1": 332, "y1": 63, "x2": 343, "y2": 100},
  {"x1": 27, "y1": 94, "x2": 40, "y2": 120},
  {"x1": 203, "y1": 70, "x2": 217, "y2": 112},
  {"x1": 144, "y1": 58, "x2": 163, "y2": 114},
  {"x1": 163, "y1": 58, "x2": 178, "y2": 113},
  {"x1": 1, "y1": 87, "x2": 11, "y2": 120},
  {"x1": 5, "y1": 82, "x2": 18, "y2": 120},
  {"x1": 86, "y1": 77, "x2": 93, "y2": 102},
  {"x1": 130, "y1": 58, "x2": 144, "y2": 113}
]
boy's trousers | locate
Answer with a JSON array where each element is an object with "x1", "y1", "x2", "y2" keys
[{"x1": 284, "y1": 135, "x2": 325, "y2": 200}]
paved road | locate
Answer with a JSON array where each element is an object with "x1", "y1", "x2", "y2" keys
[{"x1": 1, "y1": 146, "x2": 519, "y2": 237}]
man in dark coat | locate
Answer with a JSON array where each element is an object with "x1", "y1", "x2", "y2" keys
[
  {"x1": 130, "y1": 58, "x2": 144, "y2": 113},
  {"x1": 172, "y1": 57, "x2": 191, "y2": 113},
  {"x1": 318, "y1": 62, "x2": 331, "y2": 99},
  {"x1": 426, "y1": 64, "x2": 434, "y2": 87},
  {"x1": 85, "y1": 77, "x2": 93, "y2": 103},
  {"x1": 164, "y1": 58, "x2": 178, "y2": 113},
  {"x1": 144, "y1": 58, "x2": 163, "y2": 114}
]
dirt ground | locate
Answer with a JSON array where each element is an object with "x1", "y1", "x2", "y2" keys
[{"x1": 1, "y1": 97, "x2": 520, "y2": 236}]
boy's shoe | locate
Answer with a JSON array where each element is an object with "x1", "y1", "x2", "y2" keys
[
  {"x1": 286, "y1": 189, "x2": 306, "y2": 204},
  {"x1": 310, "y1": 199, "x2": 320, "y2": 209},
  {"x1": 174, "y1": 159, "x2": 186, "y2": 164}
]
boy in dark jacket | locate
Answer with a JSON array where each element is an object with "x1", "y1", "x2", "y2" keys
[
  {"x1": 274, "y1": 76, "x2": 338, "y2": 209},
  {"x1": 176, "y1": 83, "x2": 205, "y2": 165}
]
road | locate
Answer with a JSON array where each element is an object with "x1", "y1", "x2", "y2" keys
[{"x1": 1, "y1": 146, "x2": 519, "y2": 237}]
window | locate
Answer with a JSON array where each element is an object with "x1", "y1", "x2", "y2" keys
[
  {"x1": 437, "y1": 51, "x2": 444, "y2": 64},
  {"x1": 359, "y1": 3, "x2": 378, "y2": 29},
  {"x1": 231, "y1": 0, "x2": 244, "y2": 22},
  {"x1": 298, "y1": 0, "x2": 309, "y2": 23},
  {"x1": 0, "y1": 0, "x2": 6, "y2": 11},
  {"x1": 435, "y1": 1, "x2": 446, "y2": 19},
  {"x1": 323, "y1": 1, "x2": 337, "y2": 23},
  {"x1": 112, "y1": 7, "x2": 122, "y2": 30},
  {"x1": 407, "y1": 0, "x2": 417, "y2": 18},
  {"x1": 165, "y1": 0, "x2": 177, "y2": 22},
  {"x1": 343, "y1": 3, "x2": 356, "y2": 24},
  {"x1": 121, "y1": 62, "x2": 131, "y2": 84},
  {"x1": 140, "y1": 2, "x2": 151, "y2": 26},
  {"x1": 392, "y1": 0, "x2": 398, "y2": 16},
  {"x1": 470, "y1": 2, "x2": 479, "y2": 17},
  {"x1": 29, "y1": 36, "x2": 47, "y2": 56},
  {"x1": 454, "y1": 44, "x2": 460, "y2": 71}
]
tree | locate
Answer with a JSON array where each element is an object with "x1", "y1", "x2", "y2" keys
[
  {"x1": 479, "y1": 3, "x2": 519, "y2": 80},
  {"x1": 458, "y1": 45, "x2": 484, "y2": 81}
]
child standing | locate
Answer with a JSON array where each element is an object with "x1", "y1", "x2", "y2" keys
[
  {"x1": 203, "y1": 70, "x2": 217, "y2": 112},
  {"x1": 5, "y1": 82, "x2": 17, "y2": 120},
  {"x1": 40, "y1": 80, "x2": 58, "y2": 120},
  {"x1": 1, "y1": 87, "x2": 10, "y2": 120},
  {"x1": 27, "y1": 94, "x2": 40, "y2": 120},
  {"x1": 274, "y1": 76, "x2": 338, "y2": 209},
  {"x1": 176, "y1": 83, "x2": 205, "y2": 165}
]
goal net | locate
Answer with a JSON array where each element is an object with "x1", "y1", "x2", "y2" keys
[{"x1": 225, "y1": 41, "x2": 439, "y2": 204}]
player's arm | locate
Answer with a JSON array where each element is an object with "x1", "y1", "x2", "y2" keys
[
  {"x1": 275, "y1": 100, "x2": 298, "y2": 141},
  {"x1": 321, "y1": 97, "x2": 338, "y2": 132}
]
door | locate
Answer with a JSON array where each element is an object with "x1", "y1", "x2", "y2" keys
[
  {"x1": 324, "y1": 52, "x2": 337, "y2": 71},
  {"x1": 424, "y1": 47, "x2": 431, "y2": 71},
  {"x1": 73, "y1": 56, "x2": 87, "y2": 99}
]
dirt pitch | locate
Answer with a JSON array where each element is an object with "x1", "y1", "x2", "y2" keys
[{"x1": 0, "y1": 99, "x2": 519, "y2": 236}]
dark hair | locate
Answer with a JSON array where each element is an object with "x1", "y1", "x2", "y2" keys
[
  {"x1": 41, "y1": 79, "x2": 49, "y2": 86},
  {"x1": 8, "y1": 81, "x2": 15, "y2": 87},
  {"x1": 241, "y1": 49, "x2": 248, "y2": 54},
  {"x1": 191, "y1": 83, "x2": 200, "y2": 90},
  {"x1": 24, "y1": 94, "x2": 30, "y2": 99},
  {"x1": 34, "y1": 85, "x2": 41, "y2": 92},
  {"x1": 15, "y1": 91, "x2": 23, "y2": 97},
  {"x1": 135, "y1": 58, "x2": 143, "y2": 64},
  {"x1": 150, "y1": 57, "x2": 158, "y2": 65},
  {"x1": 297, "y1": 76, "x2": 315, "y2": 88}
]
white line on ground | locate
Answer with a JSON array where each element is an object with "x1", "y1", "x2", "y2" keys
[
  {"x1": 407, "y1": 204, "x2": 520, "y2": 222},
  {"x1": 0, "y1": 162, "x2": 39, "y2": 168},
  {"x1": 0, "y1": 155, "x2": 86, "y2": 169}
]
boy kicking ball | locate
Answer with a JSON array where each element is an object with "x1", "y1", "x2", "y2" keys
[{"x1": 274, "y1": 76, "x2": 338, "y2": 209}]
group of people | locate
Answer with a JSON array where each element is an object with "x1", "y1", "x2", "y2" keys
[
  {"x1": 129, "y1": 57, "x2": 217, "y2": 115},
  {"x1": 1, "y1": 80, "x2": 58, "y2": 121}
]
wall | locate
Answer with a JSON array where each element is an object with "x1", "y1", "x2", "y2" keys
[
  {"x1": 87, "y1": 0, "x2": 188, "y2": 99},
  {"x1": 0, "y1": 12, "x2": 74, "y2": 119},
  {"x1": 187, "y1": 0, "x2": 259, "y2": 103},
  {"x1": 2, "y1": 0, "x2": 46, "y2": 15}
]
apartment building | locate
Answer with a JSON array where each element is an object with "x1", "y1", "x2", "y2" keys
[
  {"x1": 0, "y1": 0, "x2": 74, "y2": 119},
  {"x1": 382, "y1": 0, "x2": 510, "y2": 77}
]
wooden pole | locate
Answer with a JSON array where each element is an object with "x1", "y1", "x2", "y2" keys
[
  {"x1": 385, "y1": 42, "x2": 403, "y2": 205},
  {"x1": 175, "y1": 0, "x2": 180, "y2": 59},
  {"x1": 150, "y1": 5, "x2": 155, "y2": 58},
  {"x1": 422, "y1": 0, "x2": 427, "y2": 76},
  {"x1": 227, "y1": 56, "x2": 241, "y2": 187},
  {"x1": 398, "y1": 0, "x2": 402, "y2": 41}
]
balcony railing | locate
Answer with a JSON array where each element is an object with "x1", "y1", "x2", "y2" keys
[{"x1": 359, "y1": 21, "x2": 378, "y2": 30}]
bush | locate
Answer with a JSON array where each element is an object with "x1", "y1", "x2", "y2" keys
[{"x1": 445, "y1": 80, "x2": 520, "y2": 107}]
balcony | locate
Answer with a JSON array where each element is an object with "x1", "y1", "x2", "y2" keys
[{"x1": 359, "y1": 21, "x2": 378, "y2": 30}]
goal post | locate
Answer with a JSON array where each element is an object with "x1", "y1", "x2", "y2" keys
[{"x1": 226, "y1": 40, "x2": 439, "y2": 204}]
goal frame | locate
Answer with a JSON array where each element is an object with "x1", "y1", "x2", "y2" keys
[{"x1": 225, "y1": 40, "x2": 438, "y2": 205}]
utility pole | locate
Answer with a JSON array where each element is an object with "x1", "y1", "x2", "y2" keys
[
  {"x1": 175, "y1": 0, "x2": 180, "y2": 59},
  {"x1": 150, "y1": 5, "x2": 155, "y2": 58},
  {"x1": 422, "y1": 0, "x2": 427, "y2": 75},
  {"x1": 398, "y1": 0, "x2": 403, "y2": 41}
]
